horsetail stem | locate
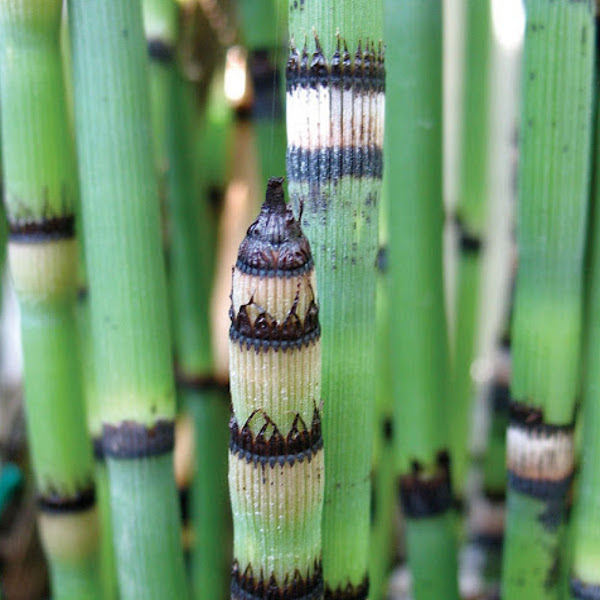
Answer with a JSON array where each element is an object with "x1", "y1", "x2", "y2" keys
[
  {"x1": 286, "y1": 3, "x2": 384, "y2": 596},
  {"x1": 384, "y1": 2, "x2": 459, "y2": 598},
  {"x1": 0, "y1": 1, "x2": 100, "y2": 596},
  {"x1": 238, "y1": 0, "x2": 287, "y2": 194},
  {"x1": 568, "y1": 45, "x2": 600, "y2": 600},
  {"x1": 142, "y1": 2, "x2": 231, "y2": 593},
  {"x1": 68, "y1": 0, "x2": 187, "y2": 596},
  {"x1": 502, "y1": 2, "x2": 596, "y2": 597},
  {"x1": 228, "y1": 177, "x2": 324, "y2": 599}
]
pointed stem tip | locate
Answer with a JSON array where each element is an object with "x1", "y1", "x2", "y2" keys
[{"x1": 264, "y1": 177, "x2": 285, "y2": 211}]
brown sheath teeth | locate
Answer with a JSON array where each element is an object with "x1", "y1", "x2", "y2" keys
[
  {"x1": 286, "y1": 38, "x2": 385, "y2": 92},
  {"x1": 399, "y1": 451, "x2": 453, "y2": 518},
  {"x1": 102, "y1": 419, "x2": 175, "y2": 459},
  {"x1": 236, "y1": 177, "x2": 313, "y2": 276},
  {"x1": 324, "y1": 577, "x2": 369, "y2": 600},
  {"x1": 9, "y1": 215, "x2": 75, "y2": 242},
  {"x1": 231, "y1": 560, "x2": 323, "y2": 600},
  {"x1": 230, "y1": 292, "x2": 320, "y2": 348},
  {"x1": 230, "y1": 409, "x2": 322, "y2": 467},
  {"x1": 509, "y1": 400, "x2": 575, "y2": 434},
  {"x1": 38, "y1": 485, "x2": 96, "y2": 514}
]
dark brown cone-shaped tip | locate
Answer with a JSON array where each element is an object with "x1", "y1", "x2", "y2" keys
[{"x1": 236, "y1": 177, "x2": 312, "y2": 275}]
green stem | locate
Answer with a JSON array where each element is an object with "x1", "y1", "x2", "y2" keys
[
  {"x1": 287, "y1": 2, "x2": 384, "y2": 595},
  {"x1": 0, "y1": 2, "x2": 99, "y2": 597},
  {"x1": 502, "y1": 2, "x2": 596, "y2": 597},
  {"x1": 68, "y1": 0, "x2": 187, "y2": 596},
  {"x1": 384, "y1": 1, "x2": 459, "y2": 598}
]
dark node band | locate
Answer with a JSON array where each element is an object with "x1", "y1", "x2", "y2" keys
[
  {"x1": 399, "y1": 451, "x2": 453, "y2": 518},
  {"x1": 230, "y1": 325, "x2": 320, "y2": 352},
  {"x1": 237, "y1": 178, "x2": 313, "y2": 274},
  {"x1": 174, "y1": 368, "x2": 229, "y2": 395},
  {"x1": 250, "y1": 49, "x2": 283, "y2": 120},
  {"x1": 147, "y1": 38, "x2": 175, "y2": 62},
  {"x1": 471, "y1": 531, "x2": 504, "y2": 551},
  {"x1": 376, "y1": 246, "x2": 387, "y2": 274},
  {"x1": 9, "y1": 215, "x2": 75, "y2": 242},
  {"x1": 454, "y1": 217, "x2": 482, "y2": 253},
  {"x1": 507, "y1": 471, "x2": 572, "y2": 502},
  {"x1": 286, "y1": 38, "x2": 385, "y2": 93},
  {"x1": 232, "y1": 560, "x2": 323, "y2": 600},
  {"x1": 324, "y1": 577, "x2": 369, "y2": 600},
  {"x1": 483, "y1": 489, "x2": 506, "y2": 504},
  {"x1": 102, "y1": 420, "x2": 175, "y2": 459},
  {"x1": 490, "y1": 380, "x2": 510, "y2": 414},
  {"x1": 230, "y1": 409, "x2": 322, "y2": 467},
  {"x1": 571, "y1": 577, "x2": 600, "y2": 599},
  {"x1": 235, "y1": 259, "x2": 314, "y2": 279},
  {"x1": 38, "y1": 485, "x2": 96, "y2": 514},
  {"x1": 286, "y1": 147, "x2": 383, "y2": 182},
  {"x1": 230, "y1": 292, "x2": 320, "y2": 345},
  {"x1": 509, "y1": 400, "x2": 575, "y2": 434},
  {"x1": 92, "y1": 437, "x2": 105, "y2": 461}
]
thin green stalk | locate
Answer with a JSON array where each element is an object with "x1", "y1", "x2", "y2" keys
[
  {"x1": 228, "y1": 178, "x2": 324, "y2": 599},
  {"x1": 0, "y1": 2, "x2": 100, "y2": 598},
  {"x1": 451, "y1": 0, "x2": 492, "y2": 498},
  {"x1": 502, "y1": 2, "x2": 596, "y2": 597},
  {"x1": 286, "y1": 3, "x2": 384, "y2": 595},
  {"x1": 77, "y1": 293, "x2": 118, "y2": 600},
  {"x1": 68, "y1": 1, "x2": 187, "y2": 597},
  {"x1": 385, "y1": 2, "x2": 459, "y2": 598},
  {"x1": 145, "y1": 8, "x2": 232, "y2": 592},
  {"x1": 569, "y1": 59, "x2": 600, "y2": 600},
  {"x1": 369, "y1": 243, "x2": 396, "y2": 600},
  {"x1": 238, "y1": 0, "x2": 287, "y2": 196}
]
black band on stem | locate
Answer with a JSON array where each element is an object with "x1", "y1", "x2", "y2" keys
[
  {"x1": 9, "y1": 215, "x2": 75, "y2": 242},
  {"x1": 38, "y1": 485, "x2": 96, "y2": 514},
  {"x1": 102, "y1": 420, "x2": 175, "y2": 459}
]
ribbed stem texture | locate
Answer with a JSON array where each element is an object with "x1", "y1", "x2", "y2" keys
[
  {"x1": 287, "y1": 2, "x2": 383, "y2": 594},
  {"x1": 0, "y1": 2, "x2": 99, "y2": 597},
  {"x1": 228, "y1": 179, "x2": 324, "y2": 599},
  {"x1": 68, "y1": 0, "x2": 187, "y2": 596},
  {"x1": 502, "y1": 2, "x2": 596, "y2": 597}
]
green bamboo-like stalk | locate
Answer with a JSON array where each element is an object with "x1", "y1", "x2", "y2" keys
[
  {"x1": 385, "y1": 2, "x2": 459, "y2": 598},
  {"x1": 228, "y1": 178, "x2": 324, "y2": 599},
  {"x1": 286, "y1": 3, "x2": 383, "y2": 595},
  {"x1": 77, "y1": 294, "x2": 118, "y2": 600},
  {"x1": 569, "y1": 63, "x2": 600, "y2": 600},
  {"x1": 238, "y1": 0, "x2": 287, "y2": 195},
  {"x1": 0, "y1": 2, "x2": 100, "y2": 597},
  {"x1": 368, "y1": 244, "x2": 397, "y2": 600},
  {"x1": 146, "y1": 8, "x2": 232, "y2": 592},
  {"x1": 502, "y1": 2, "x2": 596, "y2": 597},
  {"x1": 68, "y1": 1, "x2": 187, "y2": 597},
  {"x1": 451, "y1": 0, "x2": 492, "y2": 497}
]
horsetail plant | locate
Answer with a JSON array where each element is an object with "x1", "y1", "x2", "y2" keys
[
  {"x1": 502, "y1": 2, "x2": 596, "y2": 597},
  {"x1": 385, "y1": 2, "x2": 459, "y2": 598},
  {"x1": 238, "y1": 0, "x2": 287, "y2": 195},
  {"x1": 0, "y1": 1, "x2": 100, "y2": 596},
  {"x1": 286, "y1": 3, "x2": 384, "y2": 596},
  {"x1": 567, "y1": 54, "x2": 600, "y2": 600},
  {"x1": 142, "y1": 2, "x2": 232, "y2": 593},
  {"x1": 68, "y1": 0, "x2": 187, "y2": 596},
  {"x1": 451, "y1": 0, "x2": 492, "y2": 498},
  {"x1": 228, "y1": 177, "x2": 324, "y2": 600}
]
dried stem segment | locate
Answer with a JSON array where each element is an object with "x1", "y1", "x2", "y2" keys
[
  {"x1": 502, "y1": 2, "x2": 596, "y2": 597},
  {"x1": 287, "y1": 2, "x2": 384, "y2": 594},
  {"x1": 229, "y1": 178, "x2": 324, "y2": 599},
  {"x1": 0, "y1": 2, "x2": 99, "y2": 596}
]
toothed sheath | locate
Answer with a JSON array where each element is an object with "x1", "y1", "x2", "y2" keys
[
  {"x1": 229, "y1": 178, "x2": 324, "y2": 600},
  {"x1": 286, "y1": 2, "x2": 384, "y2": 595},
  {"x1": 0, "y1": 1, "x2": 99, "y2": 597},
  {"x1": 501, "y1": 2, "x2": 596, "y2": 597}
]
